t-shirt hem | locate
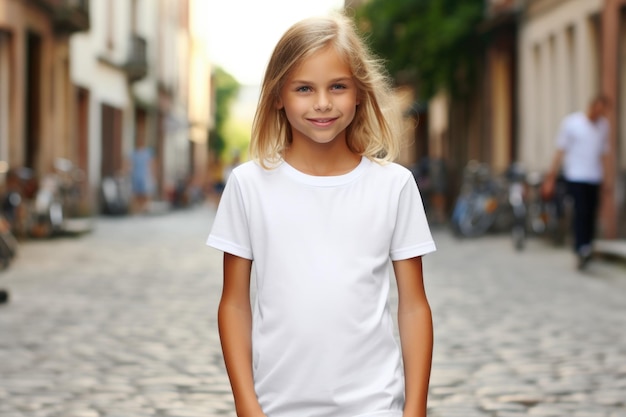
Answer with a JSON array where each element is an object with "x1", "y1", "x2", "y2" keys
[
  {"x1": 351, "y1": 410, "x2": 402, "y2": 417},
  {"x1": 390, "y1": 241, "x2": 436, "y2": 261},
  {"x1": 206, "y1": 235, "x2": 253, "y2": 260}
]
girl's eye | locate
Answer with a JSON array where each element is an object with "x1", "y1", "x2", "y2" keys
[
  {"x1": 331, "y1": 84, "x2": 347, "y2": 91},
  {"x1": 296, "y1": 86, "x2": 312, "y2": 93}
]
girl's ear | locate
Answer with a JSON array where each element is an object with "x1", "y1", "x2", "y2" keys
[{"x1": 275, "y1": 97, "x2": 284, "y2": 110}]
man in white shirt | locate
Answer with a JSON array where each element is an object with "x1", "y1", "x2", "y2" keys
[{"x1": 544, "y1": 95, "x2": 612, "y2": 270}]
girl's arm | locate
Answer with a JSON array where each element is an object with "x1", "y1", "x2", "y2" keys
[
  {"x1": 218, "y1": 253, "x2": 266, "y2": 417},
  {"x1": 393, "y1": 256, "x2": 433, "y2": 417}
]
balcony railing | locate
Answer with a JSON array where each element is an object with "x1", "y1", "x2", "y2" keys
[
  {"x1": 124, "y1": 34, "x2": 148, "y2": 83},
  {"x1": 33, "y1": 0, "x2": 90, "y2": 34}
]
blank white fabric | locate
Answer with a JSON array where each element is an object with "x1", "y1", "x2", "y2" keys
[{"x1": 207, "y1": 157, "x2": 436, "y2": 417}]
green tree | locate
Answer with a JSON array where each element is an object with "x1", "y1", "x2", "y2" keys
[
  {"x1": 208, "y1": 67, "x2": 240, "y2": 158},
  {"x1": 354, "y1": 0, "x2": 484, "y2": 99}
]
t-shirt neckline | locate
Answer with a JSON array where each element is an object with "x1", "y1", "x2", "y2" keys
[{"x1": 280, "y1": 156, "x2": 370, "y2": 187}]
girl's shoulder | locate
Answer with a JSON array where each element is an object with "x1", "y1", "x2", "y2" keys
[
  {"x1": 368, "y1": 159, "x2": 414, "y2": 180},
  {"x1": 230, "y1": 160, "x2": 258, "y2": 175},
  {"x1": 363, "y1": 159, "x2": 416, "y2": 191},
  {"x1": 229, "y1": 159, "x2": 282, "y2": 182}
]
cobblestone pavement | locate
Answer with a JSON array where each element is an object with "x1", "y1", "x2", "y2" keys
[{"x1": 0, "y1": 204, "x2": 625, "y2": 417}]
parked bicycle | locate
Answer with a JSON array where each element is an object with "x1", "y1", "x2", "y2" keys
[
  {"x1": 1, "y1": 166, "x2": 36, "y2": 239},
  {"x1": 525, "y1": 171, "x2": 570, "y2": 246},
  {"x1": 450, "y1": 161, "x2": 537, "y2": 250},
  {"x1": 450, "y1": 161, "x2": 505, "y2": 238},
  {"x1": 101, "y1": 173, "x2": 132, "y2": 215},
  {"x1": 0, "y1": 212, "x2": 18, "y2": 269},
  {"x1": 31, "y1": 158, "x2": 89, "y2": 238},
  {"x1": 0, "y1": 164, "x2": 20, "y2": 275},
  {"x1": 505, "y1": 162, "x2": 528, "y2": 250}
]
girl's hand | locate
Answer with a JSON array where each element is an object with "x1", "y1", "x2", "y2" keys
[
  {"x1": 235, "y1": 403, "x2": 266, "y2": 417},
  {"x1": 240, "y1": 412, "x2": 266, "y2": 417},
  {"x1": 402, "y1": 410, "x2": 427, "y2": 417}
]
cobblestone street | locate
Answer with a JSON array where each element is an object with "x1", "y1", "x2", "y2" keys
[{"x1": 0, "y1": 204, "x2": 625, "y2": 417}]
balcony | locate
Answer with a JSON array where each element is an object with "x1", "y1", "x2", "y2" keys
[
  {"x1": 33, "y1": 0, "x2": 90, "y2": 34},
  {"x1": 481, "y1": 0, "x2": 522, "y2": 32},
  {"x1": 485, "y1": 0, "x2": 523, "y2": 18},
  {"x1": 124, "y1": 34, "x2": 148, "y2": 83}
]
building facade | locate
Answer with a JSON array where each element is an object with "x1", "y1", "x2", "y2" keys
[
  {"x1": 187, "y1": 0, "x2": 213, "y2": 197},
  {"x1": 0, "y1": 0, "x2": 212, "y2": 220},
  {"x1": 0, "y1": 0, "x2": 89, "y2": 191},
  {"x1": 483, "y1": 0, "x2": 521, "y2": 174},
  {"x1": 155, "y1": 0, "x2": 191, "y2": 202},
  {"x1": 518, "y1": 0, "x2": 603, "y2": 173},
  {"x1": 518, "y1": 0, "x2": 624, "y2": 237},
  {"x1": 70, "y1": 0, "x2": 203, "y2": 211},
  {"x1": 602, "y1": 0, "x2": 626, "y2": 237}
]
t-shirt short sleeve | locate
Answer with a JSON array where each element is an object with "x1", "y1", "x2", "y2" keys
[
  {"x1": 389, "y1": 175, "x2": 436, "y2": 261},
  {"x1": 206, "y1": 174, "x2": 253, "y2": 260}
]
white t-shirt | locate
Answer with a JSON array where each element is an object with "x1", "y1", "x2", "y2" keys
[
  {"x1": 207, "y1": 157, "x2": 436, "y2": 417},
  {"x1": 556, "y1": 112, "x2": 609, "y2": 184}
]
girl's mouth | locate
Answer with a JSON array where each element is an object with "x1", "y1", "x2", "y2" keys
[{"x1": 308, "y1": 118, "x2": 336, "y2": 126}]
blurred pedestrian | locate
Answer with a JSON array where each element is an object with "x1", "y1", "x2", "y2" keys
[
  {"x1": 129, "y1": 137, "x2": 155, "y2": 214},
  {"x1": 543, "y1": 95, "x2": 612, "y2": 270},
  {"x1": 207, "y1": 13, "x2": 436, "y2": 417}
]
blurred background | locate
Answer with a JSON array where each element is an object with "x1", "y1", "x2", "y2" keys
[
  {"x1": 0, "y1": 0, "x2": 626, "y2": 239},
  {"x1": 0, "y1": 1, "x2": 626, "y2": 417},
  {"x1": 0, "y1": 0, "x2": 624, "y2": 241}
]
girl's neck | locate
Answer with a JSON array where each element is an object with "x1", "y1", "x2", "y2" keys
[{"x1": 284, "y1": 140, "x2": 361, "y2": 177}]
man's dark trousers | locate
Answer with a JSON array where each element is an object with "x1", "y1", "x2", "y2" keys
[{"x1": 566, "y1": 181, "x2": 600, "y2": 255}]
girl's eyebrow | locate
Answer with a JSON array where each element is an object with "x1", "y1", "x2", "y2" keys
[{"x1": 288, "y1": 76, "x2": 353, "y2": 85}]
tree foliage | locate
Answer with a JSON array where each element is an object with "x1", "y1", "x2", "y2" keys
[
  {"x1": 208, "y1": 67, "x2": 240, "y2": 157},
  {"x1": 354, "y1": 0, "x2": 484, "y2": 99}
]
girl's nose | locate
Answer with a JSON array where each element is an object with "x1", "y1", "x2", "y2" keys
[{"x1": 314, "y1": 94, "x2": 332, "y2": 111}]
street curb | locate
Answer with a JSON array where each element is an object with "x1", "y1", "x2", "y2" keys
[{"x1": 594, "y1": 239, "x2": 626, "y2": 260}]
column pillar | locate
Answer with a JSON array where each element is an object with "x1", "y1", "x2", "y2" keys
[{"x1": 601, "y1": 0, "x2": 620, "y2": 238}]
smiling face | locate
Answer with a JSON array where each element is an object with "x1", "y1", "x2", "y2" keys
[{"x1": 277, "y1": 46, "x2": 359, "y2": 148}]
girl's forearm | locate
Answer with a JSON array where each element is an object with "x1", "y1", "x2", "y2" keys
[
  {"x1": 218, "y1": 302, "x2": 264, "y2": 417},
  {"x1": 398, "y1": 304, "x2": 434, "y2": 417}
]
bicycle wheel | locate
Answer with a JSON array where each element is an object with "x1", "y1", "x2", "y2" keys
[{"x1": 458, "y1": 195, "x2": 498, "y2": 237}]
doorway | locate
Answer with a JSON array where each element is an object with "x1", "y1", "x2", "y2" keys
[
  {"x1": 24, "y1": 31, "x2": 42, "y2": 170},
  {"x1": 100, "y1": 103, "x2": 122, "y2": 178}
]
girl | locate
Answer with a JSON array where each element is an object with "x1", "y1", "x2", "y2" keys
[{"x1": 207, "y1": 13, "x2": 436, "y2": 417}]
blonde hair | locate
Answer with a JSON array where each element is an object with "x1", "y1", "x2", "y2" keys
[{"x1": 249, "y1": 13, "x2": 402, "y2": 168}]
